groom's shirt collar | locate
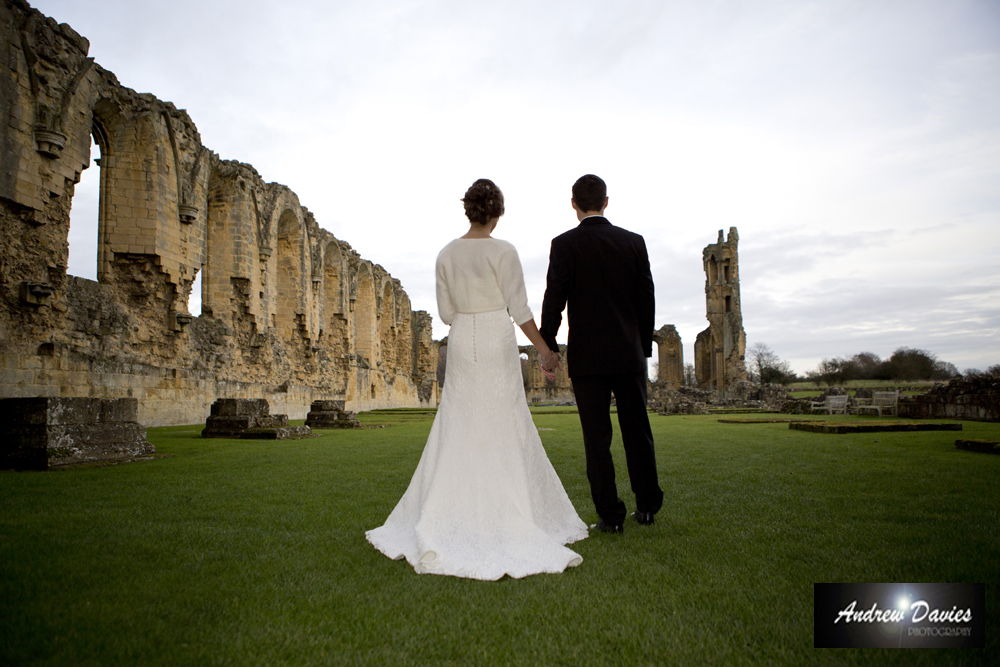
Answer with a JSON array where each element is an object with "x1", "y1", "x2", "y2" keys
[{"x1": 579, "y1": 215, "x2": 609, "y2": 225}]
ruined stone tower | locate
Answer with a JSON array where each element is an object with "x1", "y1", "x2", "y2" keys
[{"x1": 694, "y1": 227, "x2": 747, "y2": 396}]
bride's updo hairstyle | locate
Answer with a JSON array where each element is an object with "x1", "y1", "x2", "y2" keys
[{"x1": 462, "y1": 179, "x2": 505, "y2": 224}]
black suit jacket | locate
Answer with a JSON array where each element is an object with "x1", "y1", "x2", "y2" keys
[{"x1": 540, "y1": 216, "x2": 655, "y2": 378}]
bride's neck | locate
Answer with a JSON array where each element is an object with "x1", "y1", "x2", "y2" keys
[{"x1": 461, "y1": 219, "x2": 497, "y2": 239}]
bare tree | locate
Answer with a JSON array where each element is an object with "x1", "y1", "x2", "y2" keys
[
  {"x1": 683, "y1": 363, "x2": 696, "y2": 386},
  {"x1": 748, "y1": 342, "x2": 794, "y2": 385}
]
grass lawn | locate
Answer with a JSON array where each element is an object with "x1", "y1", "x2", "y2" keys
[{"x1": 2, "y1": 411, "x2": 998, "y2": 665}]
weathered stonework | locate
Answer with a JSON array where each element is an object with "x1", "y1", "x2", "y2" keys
[
  {"x1": 899, "y1": 377, "x2": 1000, "y2": 422},
  {"x1": 201, "y1": 398, "x2": 311, "y2": 439},
  {"x1": 0, "y1": 396, "x2": 152, "y2": 469},
  {"x1": 652, "y1": 324, "x2": 683, "y2": 388},
  {"x1": 647, "y1": 383, "x2": 710, "y2": 415},
  {"x1": 304, "y1": 400, "x2": 361, "y2": 429},
  {"x1": 0, "y1": 1, "x2": 438, "y2": 425},
  {"x1": 694, "y1": 227, "x2": 747, "y2": 397}
]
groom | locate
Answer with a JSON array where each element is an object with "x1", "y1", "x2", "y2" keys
[{"x1": 539, "y1": 174, "x2": 663, "y2": 533}]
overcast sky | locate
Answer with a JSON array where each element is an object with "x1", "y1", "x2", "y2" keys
[{"x1": 39, "y1": 0, "x2": 999, "y2": 375}]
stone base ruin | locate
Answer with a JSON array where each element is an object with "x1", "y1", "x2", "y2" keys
[
  {"x1": 647, "y1": 380, "x2": 791, "y2": 416},
  {"x1": 955, "y1": 439, "x2": 1000, "y2": 454},
  {"x1": 201, "y1": 398, "x2": 311, "y2": 439},
  {"x1": 1, "y1": 397, "x2": 152, "y2": 470},
  {"x1": 304, "y1": 400, "x2": 361, "y2": 429}
]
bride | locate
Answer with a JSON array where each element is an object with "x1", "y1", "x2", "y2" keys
[{"x1": 366, "y1": 179, "x2": 588, "y2": 580}]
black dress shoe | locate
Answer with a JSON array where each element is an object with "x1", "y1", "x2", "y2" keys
[
  {"x1": 591, "y1": 518, "x2": 624, "y2": 533},
  {"x1": 632, "y1": 511, "x2": 654, "y2": 526}
]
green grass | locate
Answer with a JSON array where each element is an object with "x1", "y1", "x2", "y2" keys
[{"x1": 2, "y1": 413, "x2": 998, "y2": 666}]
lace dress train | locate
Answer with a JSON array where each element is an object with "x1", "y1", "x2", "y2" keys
[{"x1": 366, "y1": 308, "x2": 588, "y2": 580}]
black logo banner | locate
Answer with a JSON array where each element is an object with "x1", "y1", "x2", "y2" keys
[{"x1": 814, "y1": 583, "x2": 985, "y2": 648}]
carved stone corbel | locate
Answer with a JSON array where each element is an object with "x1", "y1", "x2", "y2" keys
[
  {"x1": 33, "y1": 127, "x2": 67, "y2": 159},
  {"x1": 20, "y1": 281, "x2": 54, "y2": 306}
]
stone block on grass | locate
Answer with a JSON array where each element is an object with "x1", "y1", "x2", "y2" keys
[
  {"x1": 789, "y1": 421, "x2": 963, "y2": 434},
  {"x1": 202, "y1": 398, "x2": 311, "y2": 439},
  {"x1": 304, "y1": 400, "x2": 361, "y2": 429},
  {"x1": 955, "y1": 439, "x2": 1000, "y2": 454},
  {"x1": 0, "y1": 397, "x2": 152, "y2": 470}
]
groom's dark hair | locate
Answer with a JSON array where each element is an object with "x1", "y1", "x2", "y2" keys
[{"x1": 572, "y1": 174, "x2": 607, "y2": 212}]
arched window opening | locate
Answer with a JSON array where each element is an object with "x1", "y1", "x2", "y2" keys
[
  {"x1": 708, "y1": 254, "x2": 718, "y2": 285},
  {"x1": 188, "y1": 267, "x2": 203, "y2": 316},
  {"x1": 67, "y1": 135, "x2": 100, "y2": 280}
]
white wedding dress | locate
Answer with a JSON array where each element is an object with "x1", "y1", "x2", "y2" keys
[{"x1": 366, "y1": 239, "x2": 588, "y2": 580}]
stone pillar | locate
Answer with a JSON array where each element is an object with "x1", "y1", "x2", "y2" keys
[{"x1": 653, "y1": 324, "x2": 683, "y2": 388}]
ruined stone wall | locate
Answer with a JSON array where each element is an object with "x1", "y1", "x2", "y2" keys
[
  {"x1": 0, "y1": 0, "x2": 437, "y2": 425},
  {"x1": 899, "y1": 377, "x2": 1000, "y2": 423},
  {"x1": 694, "y1": 227, "x2": 747, "y2": 397}
]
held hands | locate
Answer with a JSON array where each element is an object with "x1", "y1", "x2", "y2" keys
[{"x1": 539, "y1": 351, "x2": 563, "y2": 382}]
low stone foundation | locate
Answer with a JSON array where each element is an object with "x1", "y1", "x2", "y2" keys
[
  {"x1": 789, "y1": 421, "x2": 962, "y2": 434},
  {"x1": 955, "y1": 439, "x2": 1000, "y2": 454},
  {"x1": 304, "y1": 400, "x2": 361, "y2": 429},
  {"x1": 1, "y1": 397, "x2": 152, "y2": 470},
  {"x1": 202, "y1": 398, "x2": 311, "y2": 439},
  {"x1": 900, "y1": 377, "x2": 999, "y2": 422}
]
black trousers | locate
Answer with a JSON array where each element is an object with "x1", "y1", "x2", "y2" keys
[{"x1": 572, "y1": 372, "x2": 663, "y2": 525}]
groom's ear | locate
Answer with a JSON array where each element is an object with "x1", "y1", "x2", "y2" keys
[{"x1": 570, "y1": 198, "x2": 580, "y2": 213}]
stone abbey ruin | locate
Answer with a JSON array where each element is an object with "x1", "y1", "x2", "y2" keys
[
  {"x1": 0, "y1": 0, "x2": 436, "y2": 426},
  {"x1": 1, "y1": 0, "x2": 753, "y2": 435}
]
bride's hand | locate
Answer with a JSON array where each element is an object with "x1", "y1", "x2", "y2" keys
[{"x1": 540, "y1": 352, "x2": 561, "y2": 380}]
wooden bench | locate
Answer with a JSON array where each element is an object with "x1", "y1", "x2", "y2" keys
[
  {"x1": 856, "y1": 391, "x2": 899, "y2": 417},
  {"x1": 810, "y1": 395, "x2": 848, "y2": 415}
]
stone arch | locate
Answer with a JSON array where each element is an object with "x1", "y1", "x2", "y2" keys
[
  {"x1": 323, "y1": 240, "x2": 346, "y2": 358},
  {"x1": 89, "y1": 98, "x2": 126, "y2": 283},
  {"x1": 395, "y1": 290, "x2": 414, "y2": 376},
  {"x1": 276, "y1": 208, "x2": 306, "y2": 343},
  {"x1": 323, "y1": 240, "x2": 344, "y2": 317},
  {"x1": 66, "y1": 121, "x2": 105, "y2": 282},
  {"x1": 379, "y1": 279, "x2": 396, "y2": 368},
  {"x1": 354, "y1": 261, "x2": 376, "y2": 363}
]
